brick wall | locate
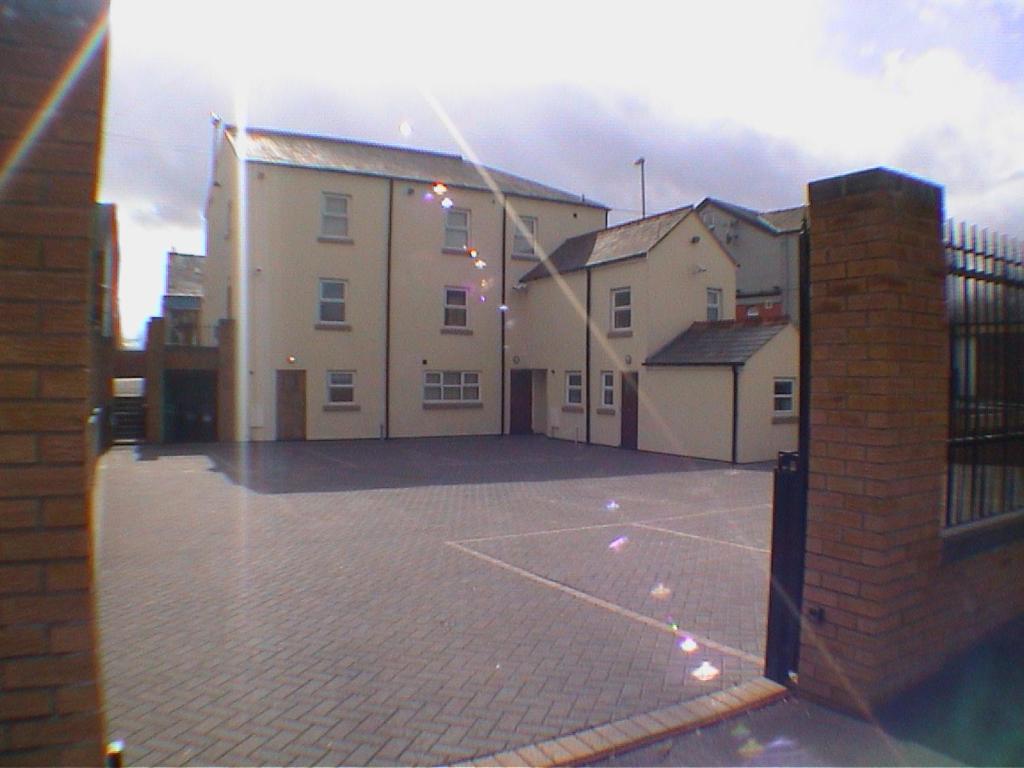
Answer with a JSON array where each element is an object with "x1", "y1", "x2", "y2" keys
[
  {"x1": 1, "y1": 2, "x2": 109, "y2": 765},
  {"x1": 799, "y1": 167, "x2": 1024, "y2": 711}
]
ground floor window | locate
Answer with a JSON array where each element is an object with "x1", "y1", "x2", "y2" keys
[
  {"x1": 773, "y1": 377, "x2": 795, "y2": 415},
  {"x1": 566, "y1": 371, "x2": 583, "y2": 405},
  {"x1": 424, "y1": 371, "x2": 480, "y2": 402},
  {"x1": 601, "y1": 371, "x2": 614, "y2": 406},
  {"x1": 327, "y1": 370, "x2": 355, "y2": 403}
]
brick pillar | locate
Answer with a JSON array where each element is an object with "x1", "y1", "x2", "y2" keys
[
  {"x1": 799, "y1": 168, "x2": 949, "y2": 710},
  {"x1": 216, "y1": 318, "x2": 236, "y2": 441},
  {"x1": 144, "y1": 317, "x2": 164, "y2": 444},
  {"x1": 0, "y1": 2, "x2": 109, "y2": 765}
]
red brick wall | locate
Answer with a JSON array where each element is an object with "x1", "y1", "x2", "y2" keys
[
  {"x1": 799, "y1": 168, "x2": 1024, "y2": 712},
  {"x1": 1, "y1": 2, "x2": 109, "y2": 765}
]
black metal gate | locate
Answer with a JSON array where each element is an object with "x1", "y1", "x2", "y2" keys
[{"x1": 764, "y1": 221, "x2": 810, "y2": 685}]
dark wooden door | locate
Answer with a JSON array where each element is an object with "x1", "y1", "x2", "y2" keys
[
  {"x1": 276, "y1": 369, "x2": 306, "y2": 441},
  {"x1": 509, "y1": 369, "x2": 533, "y2": 435},
  {"x1": 620, "y1": 371, "x2": 638, "y2": 449}
]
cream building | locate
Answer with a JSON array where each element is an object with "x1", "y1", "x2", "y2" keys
[
  {"x1": 202, "y1": 125, "x2": 607, "y2": 441},
  {"x1": 514, "y1": 207, "x2": 798, "y2": 463}
]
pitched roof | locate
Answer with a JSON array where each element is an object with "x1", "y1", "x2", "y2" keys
[
  {"x1": 224, "y1": 126, "x2": 607, "y2": 209},
  {"x1": 520, "y1": 207, "x2": 692, "y2": 282},
  {"x1": 698, "y1": 198, "x2": 807, "y2": 234},
  {"x1": 645, "y1": 319, "x2": 789, "y2": 366},
  {"x1": 165, "y1": 251, "x2": 204, "y2": 297}
]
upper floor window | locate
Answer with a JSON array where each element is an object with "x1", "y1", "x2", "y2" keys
[
  {"x1": 321, "y1": 193, "x2": 350, "y2": 239},
  {"x1": 327, "y1": 371, "x2": 355, "y2": 403},
  {"x1": 318, "y1": 279, "x2": 346, "y2": 324},
  {"x1": 707, "y1": 288, "x2": 722, "y2": 322},
  {"x1": 566, "y1": 371, "x2": 583, "y2": 405},
  {"x1": 774, "y1": 378, "x2": 795, "y2": 416},
  {"x1": 444, "y1": 287, "x2": 468, "y2": 328},
  {"x1": 512, "y1": 215, "x2": 537, "y2": 258},
  {"x1": 601, "y1": 371, "x2": 615, "y2": 407},
  {"x1": 611, "y1": 287, "x2": 632, "y2": 330},
  {"x1": 445, "y1": 208, "x2": 470, "y2": 251},
  {"x1": 423, "y1": 371, "x2": 480, "y2": 402}
]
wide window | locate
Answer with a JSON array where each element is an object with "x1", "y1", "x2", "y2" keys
[
  {"x1": 444, "y1": 287, "x2": 468, "y2": 328},
  {"x1": 774, "y1": 378, "x2": 795, "y2": 416},
  {"x1": 318, "y1": 279, "x2": 346, "y2": 323},
  {"x1": 611, "y1": 287, "x2": 632, "y2": 330},
  {"x1": 321, "y1": 193, "x2": 350, "y2": 239},
  {"x1": 512, "y1": 215, "x2": 537, "y2": 257},
  {"x1": 707, "y1": 287, "x2": 722, "y2": 321},
  {"x1": 601, "y1": 371, "x2": 615, "y2": 407},
  {"x1": 424, "y1": 371, "x2": 480, "y2": 402},
  {"x1": 327, "y1": 371, "x2": 355, "y2": 403},
  {"x1": 444, "y1": 208, "x2": 470, "y2": 251},
  {"x1": 566, "y1": 371, "x2": 583, "y2": 405}
]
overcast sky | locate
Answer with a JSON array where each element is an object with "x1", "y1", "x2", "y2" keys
[{"x1": 97, "y1": 0, "x2": 1024, "y2": 344}]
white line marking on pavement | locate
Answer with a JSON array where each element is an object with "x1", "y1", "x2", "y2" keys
[
  {"x1": 445, "y1": 541, "x2": 763, "y2": 666},
  {"x1": 631, "y1": 522, "x2": 769, "y2": 554}
]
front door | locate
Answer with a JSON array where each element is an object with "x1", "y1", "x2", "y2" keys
[
  {"x1": 620, "y1": 371, "x2": 638, "y2": 449},
  {"x1": 276, "y1": 369, "x2": 306, "y2": 441},
  {"x1": 509, "y1": 369, "x2": 533, "y2": 435}
]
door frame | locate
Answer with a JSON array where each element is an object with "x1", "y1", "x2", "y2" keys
[{"x1": 275, "y1": 369, "x2": 307, "y2": 441}]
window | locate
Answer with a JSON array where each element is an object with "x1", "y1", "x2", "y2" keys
[
  {"x1": 707, "y1": 288, "x2": 722, "y2": 321},
  {"x1": 321, "y1": 193, "x2": 349, "y2": 239},
  {"x1": 774, "y1": 378, "x2": 795, "y2": 416},
  {"x1": 444, "y1": 208, "x2": 470, "y2": 250},
  {"x1": 318, "y1": 279, "x2": 346, "y2": 323},
  {"x1": 443, "y1": 287, "x2": 467, "y2": 328},
  {"x1": 327, "y1": 371, "x2": 355, "y2": 403},
  {"x1": 566, "y1": 371, "x2": 583, "y2": 405},
  {"x1": 512, "y1": 216, "x2": 537, "y2": 257},
  {"x1": 423, "y1": 371, "x2": 480, "y2": 402},
  {"x1": 611, "y1": 287, "x2": 632, "y2": 330},
  {"x1": 601, "y1": 371, "x2": 615, "y2": 407}
]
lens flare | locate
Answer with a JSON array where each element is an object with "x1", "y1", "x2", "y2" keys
[
  {"x1": 678, "y1": 636, "x2": 698, "y2": 653},
  {"x1": 441, "y1": 197, "x2": 454, "y2": 209},
  {"x1": 605, "y1": 500, "x2": 620, "y2": 511},
  {"x1": 608, "y1": 536, "x2": 629, "y2": 552},
  {"x1": 650, "y1": 583, "x2": 672, "y2": 600},
  {"x1": 691, "y1": 661, "x2": 720, "y2": 681},
  {"x1": 498, "y1": 304, "x2": 509, "y2": 312},
  {"x1": 474, "y1": 259, "x2": 487, "y2": 269},
  {"x1": 738, "y1": 738, "x2": 764, "y2": 759},
  {"x1": 433, "y1": 182, "x2": 448, "y2": 194}
]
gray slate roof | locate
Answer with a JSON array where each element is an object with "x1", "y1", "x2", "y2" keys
[
  {"x1": 225, "y1": 126, "x2": 606, "y2": 209},
  {"x1": 645, "y1": 319, "x2": 788, "y2": 366},
  {"x1": 165, "y1": 252, "x2": 204, "y2": 297},
  {"x1": 520, "y1": 207, "x2": 692, "y2": 282},
  {"x1": 698, "y1": 198, "x2": 807, "y2": 234},
  {"x1": 760, "y1": 205, "x2": 807, "y2": 232}
]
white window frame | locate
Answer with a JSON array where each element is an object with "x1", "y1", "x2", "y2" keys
[
  {"x1": 601, "y1": 371, "x2": 615, "y2": 407},
  {"x1": 318, "y1": 278, "x2": 346, "y2": 324},
  {"x1": 707, "y1": 287, "x2": 722, "y2": 322},
  {"x1": 512, "y1": 215, "x2": 537, "y2": 258},
  {"x1": 320, "y1": 192, "x2": 350, "y2": 239},
  {"x1": 565, "y1": 371, "x2": 583, "y2": 405},
  {"x1": 774, "y1": 378, "x2": 796, "y2": 416},
  {"x1": 443, "y1": 286, "x2": 468, "y2": 328},
  {"x1": 444, "y1": 208, "x2": 471, "y2": 251},
  {"x1": 327, "y1": 370, "x2": 355, "y2": 404},
  {"x1": 611, "y1": 287, "x2": 632, "y2": 330},
  {"x1": 423, "y1": 371, "x2": 480, "y2": 403}
]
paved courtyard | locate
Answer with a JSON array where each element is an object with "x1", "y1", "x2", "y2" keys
[{"x1": 94, "y1": 436, "x2": 774, "y2": 766}]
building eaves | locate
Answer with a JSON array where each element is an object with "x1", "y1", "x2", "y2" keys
[
  {"x1": 644, "y1": 319, "x2": 788, "y2": 367},
  {"x1": 223, "y1": 125, "x2": 609, "y2": 210},
  {"x1": 520, "y1": 207, "x2": 693, "y2": 282}
]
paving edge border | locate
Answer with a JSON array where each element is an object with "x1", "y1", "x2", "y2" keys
[{"x1": 454, "y1": 677, "x2": 789, "y2": 767}]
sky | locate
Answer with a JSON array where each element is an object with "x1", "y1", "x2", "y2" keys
[{"x1": 96, "y1": 0, "x2": 1024, "y2": 345}]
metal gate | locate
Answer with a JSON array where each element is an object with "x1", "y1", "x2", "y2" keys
[{"x1": 764, "y1": 221, "x2": 810, "y2": 685}]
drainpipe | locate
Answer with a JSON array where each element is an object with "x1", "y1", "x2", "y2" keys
[
  {"x1": 586, "y1": 268, "x2": 592, "y2": 444},
  {"x1": 500, "y1": 201, "x2": 507, "y2": 435},
  {"x1": 731, "y1": 365, "x2": 739, "y2": 464},
  {"x1": 384, "y1": 179, "x2": 393, "y2": 438}
]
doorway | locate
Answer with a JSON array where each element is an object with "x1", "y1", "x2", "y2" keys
[
  {"x1": 510, "y1": 369, "x2": 533, "y2": 435},
  {"x1": 276, "y1": 369, "x2": 307, "y2": 441},
  {"x1": 620, "y1": 371, "x2": 638, "y2": 449}
]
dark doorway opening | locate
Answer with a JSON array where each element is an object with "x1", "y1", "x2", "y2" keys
[
  {"x1": 509, "y1": 369, "x2": 533, "y2": 435},
  {"x1": 276, "y1": 369, "x2": 307, "y2": 441},
  {"x1": 620, "y1": 371, "x2": 638, "y2": 449},
  {"x1": 163, "y1": 370, "x2": 217, "y2": 443}
]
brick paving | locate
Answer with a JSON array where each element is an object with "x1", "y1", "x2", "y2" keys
[{"x1": 94, "y1": 436, "x2": 773, "y2": 766}]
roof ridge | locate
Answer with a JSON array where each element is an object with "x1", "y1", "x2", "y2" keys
[
  {"x1": 225, "y1": 124, "x2": 464, "y2": 162},
  {"x1": 585, "y1": 205, "x2": 692, "y2": 237}
]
